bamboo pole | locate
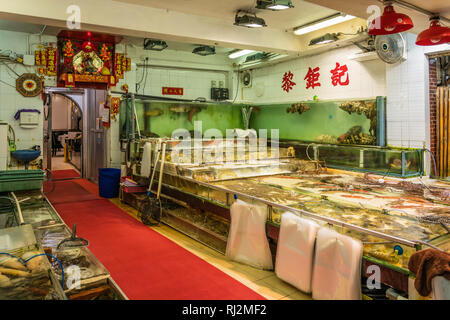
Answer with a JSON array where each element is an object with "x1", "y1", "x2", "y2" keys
[
  {"x1": 446, "y1": 88, "x2": 450, "y2": 177},
  {"x1": 440, "y1": 87, "x2": 443, "y2": 177}
]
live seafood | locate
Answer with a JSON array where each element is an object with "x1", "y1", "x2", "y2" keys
[
  {"x1": 286, "y1": 103, "x2": 310, "y2": 115},
  {"x1": 145, "y1": 108, "x2": 163, "y2": 117},
  {"x1": 339, "y1": 100, "x2": 377, "y2": 135}
]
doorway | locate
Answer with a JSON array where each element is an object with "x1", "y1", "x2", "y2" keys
[
  {"x1": 43, "y1": 93, "x2": 82, "y2": 179},
  {"x1": 43, "y1": 88, "x2": 107, "y2": 183}
]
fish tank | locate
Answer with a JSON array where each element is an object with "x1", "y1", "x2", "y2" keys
[
  {"x1": 250, "y1": 98, "x2": 384, "y2": 146},
  {"x1": 279, "y1": 142, "x2": 424, "y2": 178},
  {"x1": 120, "y1": 98, "x2": 244, "y2": 139}
]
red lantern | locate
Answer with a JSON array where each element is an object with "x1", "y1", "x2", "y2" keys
[
  {"x1": 82, "y1": 41, "x2": 94, "y2": 52},
  {"x1": 369, "y1": 4, "x2": 413, "y2": 35},
  {"x1": 416, "y1": 18, "x2": 450, "y2": 46}
]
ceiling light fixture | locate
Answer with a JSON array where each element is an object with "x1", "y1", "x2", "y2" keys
[
  {"x1": 143, "y1": 39, "x2": 168, "y2": 51},
  {"x1": 192, "y1": 46, "x2": 216, "y2": 56},
  {"x1": 368, "y1": 3, "x2": 413, "y2": 35},
  {"x1": 309, "y1": 33, "x2": 340, "y2": 46},
  {"x1": 256, "y1": 0, "x2": 294, "y2": 11},
  {"x1": 228, "y1": 49, "x2": 256, "y2": 59},
  {"x1": 416, "y1": 17, "x2": 450, "y2": 46},
  {"x1": 294, "y1": 13, "x2": 355, "y2": 35},
  {"x1": 244, "y1": 52, "x2": 270, "y2": 63},
  {"x1": 234, "y1": 11, "x2": 267, "y2": 28}
]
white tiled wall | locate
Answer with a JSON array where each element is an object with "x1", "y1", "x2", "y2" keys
[
  {"x1": 0, "y1": 30, "x2": 57, "y2": 168},
  {"x1": 134, "y1": 67, "x2": 228, "y2": 101},
  {"x1": 239, "y1": 45, "x2": 387, "y2": 103},
  {"x1": 385, "y1": 32, "x2": 450, "y2": 149},
  {"x1": 0, "y1": 62, "x2": 44, "y2": 154}
]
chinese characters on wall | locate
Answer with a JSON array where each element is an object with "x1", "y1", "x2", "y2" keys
[
  {"x1": 282, "y1": 62, "x2": 350, "y2": 92},
  {"x1": 281, "y1": 71, "x2": 296, "y2": 92}
]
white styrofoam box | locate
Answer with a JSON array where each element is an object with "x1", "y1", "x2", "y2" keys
[
  {"x1": 311, "y1": 227, "x2": 363, "y2": 300},
  {"x1": 226, "y1": 199, "x2": 273, "y2": 270},
  {"x1": 275, "y1": 212, "x2": 320, "y2": 293}
]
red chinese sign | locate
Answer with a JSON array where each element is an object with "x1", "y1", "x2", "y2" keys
[
  {"x1": 303, "y1": 63, "x2": 350, "y2": 89},
  {"x1": 35, "y1": 46, "x2": 57, "y2": 76},
  {"x1": 330, "y1": 62, "x2": 349, "y2": 86},
  {"x1": 162, "y1": 87, "x2": 184, "y2": 95},
  {"x1": 304, "y1": 67, "x2": 321, "y2": 89},
  {"x1": 281, "y1": 71, "x2": 296, "y2": 92}
]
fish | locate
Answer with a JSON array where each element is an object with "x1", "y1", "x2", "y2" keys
[
  {"x1": 315, "y1": 134, "x2": 338, "y2": 144},
  {"x1": 188, "y1": 107, "x2": 201, "y2": 124},
  {"x1": 389, "y1": 159, "x2": 412, "y2": 170},
  {"x1": 169, "y1": 104, "x2": 192, "y2": 113},
  {"x1": 286, "y1": 103, "x2": 310, "y2": 115},
  {"x1": 346, "y1": 125, "x2": 363, "y2": 136},
  {"x1": 145, "y1": 108, "x2": 163, "y2": 117}
]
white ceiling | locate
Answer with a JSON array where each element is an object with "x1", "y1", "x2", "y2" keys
[{"x1": 112, "y1": 0, "x2": 339, "y2": 30}]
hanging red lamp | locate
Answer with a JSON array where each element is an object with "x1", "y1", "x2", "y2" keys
[
  {"x1": 416, "y1": 17, "x2": 450, "y2": 46},
  {"x1": 369, "y1": 4, "x2": 414, "y2": 35}
]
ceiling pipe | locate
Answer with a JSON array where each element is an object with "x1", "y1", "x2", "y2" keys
[{"x1": 378, "y1": 0, "x2": 450, "y2": 24}]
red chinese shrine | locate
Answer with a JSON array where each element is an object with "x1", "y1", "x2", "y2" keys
[{"x1": 57, "y1": 30, "x2": 130, "y2": 89}]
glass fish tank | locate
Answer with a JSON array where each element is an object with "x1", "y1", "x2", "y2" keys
[
  {"x1": 120, "y1": 99, "x2": 244, "y2": 139},
  {"x1": 281, "y1": 142, "x2": 424, "y2": 178},
  {"x1": 250, "y1": 98, "x2": 381, "y2": 146}
]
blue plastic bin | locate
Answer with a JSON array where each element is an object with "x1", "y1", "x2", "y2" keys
[{"x1": 98, "y1": 168, "x2": 121, "y2": 198}]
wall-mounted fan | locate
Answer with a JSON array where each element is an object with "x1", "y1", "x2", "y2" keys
[
  {"x1": 241, "y1": 71, "x2": 252, "y2": 88},
  {"x1": 374, "y1": 34, "x2": 407, "y2": 64}
]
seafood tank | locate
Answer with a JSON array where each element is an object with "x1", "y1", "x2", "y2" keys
[
  {"x1": 127, "y1": 139, "x2": 449, "y2": 275},
  {"x1": 250, "y1": 98, "x2": 382, "y2": 146},
  {"x1": 120, "y1": 99, "x2": 244, "y2": 138},
  {"x1": 0, "y1": 190, "x2": 127, "y2": 300},
  {"x1": 0, "y1": 224, "x2": 65, "y2": 300},
  {"x1": 283, "y1": 142, "x2": 424, "y2": 177}
]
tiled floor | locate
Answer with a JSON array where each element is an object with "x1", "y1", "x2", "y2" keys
[
  {"x1": 51, "y1": 156, "x2": 80, "y2": 172},
  {"x1": 110, "y1": 198, "x2": 312, "y2": 300}
]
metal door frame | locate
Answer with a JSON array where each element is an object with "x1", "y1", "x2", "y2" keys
[{"x1": 44, "y1": 87, "x2": 87, "y2": 179}]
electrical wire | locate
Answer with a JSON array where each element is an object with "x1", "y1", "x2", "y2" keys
[
  {"x1": 136, "y1": 57, "x2": 148, "y2": 93},
  {"x1": 0, "y1": 79, "x2": 15, "y2": 89},
  {"x1": 142, "y1": 58, "x2": 149, "y2": 95},
  {"x1": 232, "y1": 64, "x2": 241, "y2": 104}
]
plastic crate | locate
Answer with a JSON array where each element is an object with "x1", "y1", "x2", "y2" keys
[
  {"x1": 0, "y1": 170, "x2": 45, "y2": 192},
  {"x1": 120, "y1": 176, "x2": 147, "y2": 194}
]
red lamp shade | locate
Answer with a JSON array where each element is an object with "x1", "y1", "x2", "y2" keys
[
  {"x1": 416, "y1": 19, "x2": 450, "y2": 46},
  {"x1": 369, "y1": 5, "x2": 414, "y2": 35}
]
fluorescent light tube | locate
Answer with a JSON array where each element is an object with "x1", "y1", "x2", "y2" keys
[
  {"x1": 294, "y1": 14, "x2": 355, "y2": 35},
  {"x1": 267, "y1": 4, "x2": 290, "y2": 10},
  {"x1": 228, "y1": 49, "x2": 256, "y2": 59}
]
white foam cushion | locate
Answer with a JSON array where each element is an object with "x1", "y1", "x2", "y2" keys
[
  {"x1": 226, "y1": 199, "x2": 273, "y2": 270},
  {"x1": 312, "y1": 227, "x2": 363, "y2": 300},
  {"x1": 275, "y1": 212, "x2": 320, "y2": 293}
]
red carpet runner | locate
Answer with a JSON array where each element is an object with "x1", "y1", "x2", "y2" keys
[
  {"x1": 51, "y1": 169, "x2": 81, "y2": 180},
  {"x1": 47, "y1": 179, "x2": 265, "y2": 300}
]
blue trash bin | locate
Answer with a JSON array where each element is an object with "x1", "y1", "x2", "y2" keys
[{"x1": 98, "y1": 168, "x2": 121, "y2": 198}]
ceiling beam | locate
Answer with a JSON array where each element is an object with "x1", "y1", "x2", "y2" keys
[{"x1": 0, "y1": 0, "x2": 302, "y2": 54}]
